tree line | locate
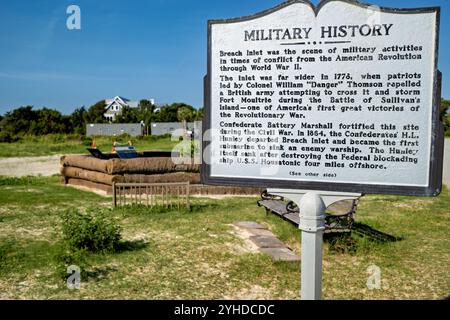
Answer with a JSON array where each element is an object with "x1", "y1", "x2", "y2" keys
[
  {"x1": 0, "y1": 100, "x2": 203, "y2": 142},
  {"x1": 0, "y1": 98, "x2": 449, "y2": 143}
]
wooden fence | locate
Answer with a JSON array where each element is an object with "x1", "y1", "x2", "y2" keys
[{"x1": 112, "y1": 182, "x2": 190, "y2": 209}]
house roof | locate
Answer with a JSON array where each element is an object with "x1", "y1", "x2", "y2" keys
[
  {"x1": 117, "y1": 96, "x2": 130, "y2": 103},
  {"x1": 104, "y1": 96, "x2": 139, "y2": 111}
]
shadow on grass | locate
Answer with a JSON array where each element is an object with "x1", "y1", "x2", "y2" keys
[
  {"x1": 189, "y1": 203, "x2": 221, "y2": 212},
  {"x1": 85, "y1": 266, "x2": 118, "y2": 281},
  {"x1": 61, "y1": 240, "x2": 149, "y2": 282},
  {"x1": 115, "y1": 239, "x2": 148, "y2": 253},
  {"x1": 325, "y1": 222, "x2": 401, "y2": 254},
  {"x1": 84, "y1": 240, "x2": 148, "y2": 281},
  {"x1": 351, "y1": 222, "x2": 402, "y2": 242},
  {"x1": 115, "y1": 203, "x2": 221, "y2": 215}
]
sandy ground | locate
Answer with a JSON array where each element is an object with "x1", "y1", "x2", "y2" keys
[
  {"x1": 0, "y1": 155, "x2": 62, "y2": 177},
  {"x1": 0, "y1": 141, "x2": 448, "y2": 187}
]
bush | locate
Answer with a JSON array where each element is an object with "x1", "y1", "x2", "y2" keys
[
  {"x1": 54, "y1": 246, "x2": 89, "y2": 280},
  {"x1": 61, "y1": 209, "x2": 122, "y2": 253},
  {"x1": 0, "y1": 131, "x2": 18, "y2": 143},
  {"x1": 82, "y1": 136, "x2": 93, "y2": 146},
  {"x1": 48, "y1": 134, "x2": 65, "y2": 143}
]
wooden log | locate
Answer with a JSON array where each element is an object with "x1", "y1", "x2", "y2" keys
[
  {"x1": 61, "y1": 166, "x2": 123, "y2": 185},
  {"x1": 122, "y1": 172, "x2": 201, "y2": 184},
  {"x1": 61, "y1": 155, "x2": 110, "y2": 173},
  {"x1": 61, "y1": 155, "x2": 200, "y2": 174},
  {"x1": 108, "y1": 157, "x2": 199, "y2": 174},
  {"x1": 66, "y1": 178, "x2": 113, "y2": 195}
]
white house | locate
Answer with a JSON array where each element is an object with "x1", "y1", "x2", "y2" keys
[{"x1": 103, "y1": 96, "x2": 155, "y2": 121}]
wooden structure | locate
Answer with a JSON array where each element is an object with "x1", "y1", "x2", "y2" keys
[
  {"x1": 61, "y1": 155, "x2": 261, "y2": 196},
  {"x1": 113, "y1": 182, "x2": 190, "y2": 209}
]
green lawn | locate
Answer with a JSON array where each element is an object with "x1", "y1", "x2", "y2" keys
[
  {"x1": 0, "y1": 176, "x2": 449, "y2": 299},
  {"x1": 0, "y1": 134, "x2": 178, "y2": 157}
]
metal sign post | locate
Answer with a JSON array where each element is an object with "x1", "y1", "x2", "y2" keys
[{"x1": 268, "y1": 189, "x2": 361, "y2": 300}]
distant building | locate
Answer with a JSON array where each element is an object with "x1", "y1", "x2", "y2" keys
[
  {"x1": 150, "y1": 121, "x2": 202, "y2": 138},
  {"x1": 103, "y1": 96, "x2": 155, "y2": 121},
  {"x1": 86, "y1": 123, "x2": 143, "y2": 137}
]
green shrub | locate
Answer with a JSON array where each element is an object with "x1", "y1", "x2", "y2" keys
[
  {"x1": 64, "y1": 133, "x2": 83, "y2": 141},
  {"x1": 0, "y1": 132, "x2": 18, "y2": 143},
  {"x1": 48, "y1": 134, "x2": 66, "y2": 143},
  {"x1": 22, "y1": 135, "x2": 39, "y2": 143},
  {"x1": 54, "y1": 245, "x2": 89, "y2": 280},
  {"x1": 61, "y1": 209, "x2": 122, "y2": 253},
  {"x1": 81, "y1": 135, "x2": 93, "y2": 146}
]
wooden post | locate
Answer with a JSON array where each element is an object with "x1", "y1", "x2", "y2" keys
[
  {"x1": 186, "y1": 182, "x2": 190, "y2": 210},
  {"x1": 112, "y1": 182, "x2": 117, "y2": 208},
  {"x1": 118, "y1": 185, "x2": 121, "y2": 207}
]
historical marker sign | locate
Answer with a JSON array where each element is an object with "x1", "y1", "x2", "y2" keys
[{"x1": 202, "y1": 0, "x2": 443, "y2": 196}]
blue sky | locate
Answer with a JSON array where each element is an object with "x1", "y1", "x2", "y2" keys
[{"x1": 0, "y1": 0, "x2": 448, "y2": 115}]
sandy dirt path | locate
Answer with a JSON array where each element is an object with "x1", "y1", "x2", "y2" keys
[{"x1": 0, "y1": 155, "x2": 62, "y2": 177}]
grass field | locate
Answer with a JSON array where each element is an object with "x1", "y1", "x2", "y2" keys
[
  {"x1": 0, "y1": 176, "x2": 449, "y2": 299},
  {"x1": 0, "y1": 134, "x2": 178, "y2": 157}
]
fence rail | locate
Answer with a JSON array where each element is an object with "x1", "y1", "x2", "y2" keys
[{"x1": 112, "y1": 182, "x2": 190, "y2": 209}]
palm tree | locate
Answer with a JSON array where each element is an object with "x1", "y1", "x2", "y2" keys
[{"x1": 177, "y1": 107, "x2": 194, "y2": 136}]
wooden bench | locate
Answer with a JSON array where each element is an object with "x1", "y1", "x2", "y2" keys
[{"x1": 257, "y1": 191, "x2": 359, "y2": 233}]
